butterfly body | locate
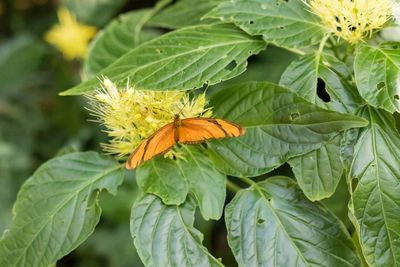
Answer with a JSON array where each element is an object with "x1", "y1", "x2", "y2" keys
[{"x1": 125, "y1": 115, "x2": 245, "y2": 169}]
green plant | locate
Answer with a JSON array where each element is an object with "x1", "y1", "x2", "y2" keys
[{"x1": 1, "y1": 0, "x2": 400, "y2": 266}]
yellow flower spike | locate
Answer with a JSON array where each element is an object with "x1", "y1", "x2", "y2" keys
[
  {"x1": 86, "y1": 78, "x2": 212, "y2": 158},
  {"x1": 310, "y1": 0, "x2": 394, "y2": 44},
  {"x1": 45, "y1": 7, "x2": 97, "y2": 60}
]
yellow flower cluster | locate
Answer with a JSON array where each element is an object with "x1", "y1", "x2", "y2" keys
[
  {"x1": 310, "y1": 0, "x2": 394, "y2": 44},
  {"x1": 86, "y1": 78, "x2": 212, "y2": 157},
  {"x1": 45, "y1": 7, "x2": 96, "y2": 60}
]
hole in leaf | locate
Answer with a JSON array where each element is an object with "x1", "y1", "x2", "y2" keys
[
  {"x1": 280, "y1": 26, "x2": 285, "y2": 30},
  {"x1": 335, "y1": 16, "x2": 340, "y2": 22},
  {"x1": 248, "y1": 50, "x2": 253, "y2": 54},
  {"x1": 395, "y1": 95, "x2": 399, "y2": 100},
  {"x1": 349, "y1": 25, "x2": 357, "y2": 32},
  {"x1": 257, "y1": 218, "x2": 266, "y2": 224},
  {"x1": 336, "y1": 26, "x2": 342, "y2": 32},
  {"x1": 249, "y1": 20, "x2": 254, "y2": 24},
  {"x1": 316, "y1": 78, "x2": 331, "y2": 102},
  {"x1": 290, "y1": 112, "x2": 300, "y2": 121},
  {"x1": 225, "y1": 60, "x2": 237, "y2": 71},
  {"x1": 377, "y1": 82, "x2": 385, "y2": 90},
  {"x1": 155, "y1": 49, "x2": 163, "y2": 54}
]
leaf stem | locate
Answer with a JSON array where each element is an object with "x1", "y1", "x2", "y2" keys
[
  {"x1": 226, "y1": 179, "x2": 242, "y2": 192},
  {"x1": 317, "y1": 34, "x2": 330, "y2": 56}
]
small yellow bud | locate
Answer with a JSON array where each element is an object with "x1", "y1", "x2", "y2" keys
[
  {"x1": 86, "y1": 78, "x2": 212, "y2": 157},
  {"x1": 310, "y1": 0, "x2": 394, "y2": 44}
]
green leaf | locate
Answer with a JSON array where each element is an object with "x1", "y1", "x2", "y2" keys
[
  {"x1": 354, "y1": 43, "x2": 400, "y2": 113},
  {"x1": 288, "y1": 135, "x2": 343, "y2": 201},
  {"x1": 136, "y1": 157, "x2": 189, "y2": 205},
  {"x1": 280, "y1": 53, "x2": 361, "y2": 201},
  {"x1": 62, "y1": 0, "x2": 126, "y2": 26},
  {"x1": 280, "y1": 53, "x2": 363, "y2": 113},
  {"x1": 61, "y1": 23, "x2": 266, "y2": 95},
  {"x1": 225, "y1": 176, "x2": 361, "y2": 266},
  {"x1": 137, "y1": 147, "x2": 226, "y2": 220},
  {"x1": 207, "y1": 82, "x2": 368, "y2": 177},
  {"x1": 0, "y1": 152, "x2": 124, "y2": 267},
  {"x1": 348, "y1": 106, "x2": 400, "y2": 266},
  {"x1": 206, "y1": 0, "x2": 327, "y2": 48},
  {"x1": 131, "y1": 194, "x2": 224, "y2": 267},
  {"x1": 148, "y1": 0, "x2": 222, "y2": 29},
  {"x1": 182, "y1": 146, "x2": 226, "y2": 220},
  {"x1": 84, "y1": 9, "x2": 161, "y2": 77}
]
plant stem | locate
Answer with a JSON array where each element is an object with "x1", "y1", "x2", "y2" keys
[{"x1": 226, "y1": 179, "x2": 242, "y2": 193}]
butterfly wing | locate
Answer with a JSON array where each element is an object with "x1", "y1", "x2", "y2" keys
[
  {"x1": 126, "y1": 122, "x2": 176, "y2": 169},
  {"x1": 178, "y1": 118, "x2": 245, "y2": 144}
]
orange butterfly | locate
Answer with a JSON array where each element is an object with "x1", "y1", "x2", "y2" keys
[{"x1": 125, "y1": 114, "x2": 245, "y2": 169}]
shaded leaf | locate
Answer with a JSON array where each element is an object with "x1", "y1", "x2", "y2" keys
[
  {"x1": 0, "y1": 152, "x2": 124, "y2": 267},
  {"x1": 206, "y1": 0, "x2": 327, "y2": 48},
  {"x1": 131, "y1": 194, "x2": 224, "y2": 267},
  {"x1": 136, "y1": 157, "x2": 189, "y2": 205},
  {"x1": 208, "y1": 82, "x2": 368, "y2": 177},
  {"x1": 148, "y1": 0, "x2": 222, "y2": 29},
  {"x1": 225, "y1": 176, "x2": 361, "y2": 266},
  {"x1": 280, "y1": 53, "x2": 362, "y2": 113},
  {"x1": 348, "y1": 106, "x2": 400, "y2": 266},
  {"x1": 182, "y1": 146, "x2": 226, "y2": 220},
  {"x1": 288, "y1": 135, "x2": 343, "y2": 201},
  {"x1": 84, "y1": 9, "x2": 161, "y2": 77},
  {"x1": 354, "y1": 43, "x2": 400, "y2": 113},
  {"x1": 61, "y1": 24, "x2": 266, "y2": 95},
  {"x1": 62, "y1": 0, "x2": 126, "y2": 26}
]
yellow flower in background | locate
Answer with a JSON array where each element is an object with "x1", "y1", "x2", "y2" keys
[
  {"x1": 310, "y1": 0, "x2": 394, "y2": 44},
  {"x1": 86, "y1": 78, "x2": 212, "y2": 157},
  {"x1": 45, "y1": 7, "x2": 96, "y2": 60}
]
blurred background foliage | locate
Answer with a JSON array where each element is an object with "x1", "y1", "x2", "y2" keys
[{"x1": 0, "y1": 0, "x2": 354, "y2": 266}]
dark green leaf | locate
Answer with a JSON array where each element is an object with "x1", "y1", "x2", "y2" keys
[
  {"x1": 148, "y1": 0, "x2": 222, "y2": 29},
  {"x1": 131, "y1": 194, "x2": 224, "y2": 267},
  {"x1": 62, "y1": 0, "x2": 126, "y2": 26},
  {"x1": 354, "y1": 43, "x2": 400, "y2": 113},
  {"x1": 61, "y1": 24, "x2": 266, "y2": 95},
  {"x1": 225, "y1": 176, "x2": 361, "y2": 266},
  {"x1": 136, "y1": 157, "x2": 189, "y2": 205},
  {"x1": 349, "y1": 106, "x2": 400, "y2": 266},
  {"x1": 137, "y1": 147, "x2": 226, "y2": 220},
  {"x1": 208, "y1": 82, "x2": 368, "y2": 177},
  {"x1": 0, "y1": 152, "x2": 124, "y2": 267},
  {"x1": 280, "y1": 53, "x2": 362, "y2": 113},
  {"x1": 84, "y1": 9, "x2": 161, "y2": 77},
  {"x1": 206, "y1": 0, "x2": 327, "y2": 48},
  {"x1": 288, "y1": 135, "x2": 343, "y2": 201},
  {"x1": 181, "y1": 146, "x2": 226, "y2": 220}
]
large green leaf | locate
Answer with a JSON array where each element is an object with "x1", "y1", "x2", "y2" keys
[
  {"x1": 280, "y1": 53, "x2": 363, "y2": 113},
  {"x1": 225, "y1": 176, "x2": 361, "y2": 266},
  {"x1": 206, "y1": 0, "x2": 327, "y2": 48},
  {"x1": 136, "y1": 156, "x2": 189, "y2": 206},
  {"x1": 207, "y1": 82, "x2": 368, "y2": 177},
  {"x1": 136, "y1": 146, "x2": 226, "y2": 220},
  {"x1": 354, "y1": 43, "x2": 400, "y2": 113},
  {"x1": 288, "y1": 135, "x2": 343, "y2": 201},
  {"x1": 280, "y1": 53, "x2": 362, "y2": 200},
  {"x1": 62, "y1": 0, "x2": 126, "y2": 26},
  {"x1": 348, "y1": 106, "x2": 400, "y2": 266},
  {"x1": 0, "y1": 152, "x2": 124, "y2": 267},
  {"x1": 181, "y1": 146, "x2": 226, "y2": 220},
  {"x1": 61, "y1": 24, "x2": 266, "y2": 95},
  {"x1": 84, "y1": 9, "x2": 161, "y2": 77},
  {"x1": 148, "y1": 0, "x2": 222, "y2": 29},
  {"x1": 131, "y1": 194, "x2": 224, "y2": 267}
]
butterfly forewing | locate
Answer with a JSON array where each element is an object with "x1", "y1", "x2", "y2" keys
[{"x1": 126, "y1": 123, "x2": 176, "y2": 169}]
